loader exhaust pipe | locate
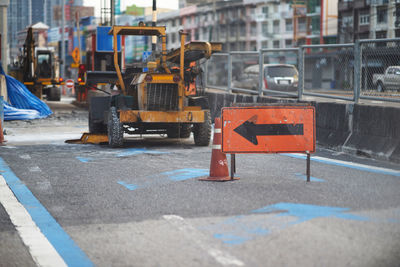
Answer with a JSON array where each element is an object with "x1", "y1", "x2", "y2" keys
[{"x1": 152, "y1": 0, "x2": 157, "y2": 51}]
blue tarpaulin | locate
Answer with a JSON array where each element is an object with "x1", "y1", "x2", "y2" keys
[{"x1": 0, "y1": 64, "x2": 52, "y2": 121}]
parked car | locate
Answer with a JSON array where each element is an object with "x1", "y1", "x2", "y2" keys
[
  {"x1": 232, "y1": 64, "x2": 299, "y2": 93},
  {"x1": 372, "y1": 66, "x2": 400, "y2": 92}
]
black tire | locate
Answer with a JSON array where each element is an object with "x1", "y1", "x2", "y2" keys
[
  {"x1": 47, "y1": 86, "x2": 61, "y2": 101},
  {"x1": 180, "y1": 124, "x2": 192, "y2": 138},
  {"x1": 107, "y1": 107, "x2": 123, "y2": 147},
  {"x1": 167, "y1": 124, "x2": 192, "y2": 139},
  {"x1": 89, "y1": 113, "x2": 107, "y2": 134},
  {"x1": 377, "y1": 82, "x2": 385, "y2": 92},
  {"x1": 193, "y1": 111, "x2": 211, "y2": 146}
]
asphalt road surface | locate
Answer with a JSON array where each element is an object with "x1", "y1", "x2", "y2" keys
[{"x1": 1, "y1": 100, "x2": 400, "y2": 267}]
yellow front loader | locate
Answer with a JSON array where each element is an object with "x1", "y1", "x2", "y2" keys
[{"x1": 86, "y1": 25, "x2": 221, "y2": 147}]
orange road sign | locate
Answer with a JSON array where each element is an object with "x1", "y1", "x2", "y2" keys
[
  {"x1": 72, "y1": 47, "x2": 80, "y2": 64},
  {"x1": 222, "y1": 106, "x2": 315, "y2": 154}
]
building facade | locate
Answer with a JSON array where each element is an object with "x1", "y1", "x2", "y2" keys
[
  {"x1": 338, "y1": 0, "x2": 400, "y2": 43},
  {"x1": 156, "y1": 0, "x2": 338, "y2": 52},
  {"x1": 7, "y1": 0, "x2": 84, "y2": 61},
  {"x1": 7, "y1": 0, "x2": 32, "y2": 62}
]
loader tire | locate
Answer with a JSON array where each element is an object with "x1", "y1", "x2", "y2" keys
[
  {"x1": 89, "y1": 113, "x2": 106, "y2": 134},
  {"x1": 180, "y1": 124, "x2": 192, "y2": 138},
  {"x1": 48, "y1": 86, "x2": 61, "y2": 101},
  {"x1": 167, "y1": 124, "x2": 192, "y2": 139},
  {"x1": 107, "y1": 107, "x2": 123, "y2": 147},
  {"x1": 193, "y1": 111, "x2": 211, "y2": 146}
]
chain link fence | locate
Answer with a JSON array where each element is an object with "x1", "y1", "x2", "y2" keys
[
  {"x1": 231, "y1": 51, "x2": 259, "y2": 94},
  {"x1": 205, "y1": 53, "x2": 228, "y2": 90},
  {"x1": 301, "y1": 44, "x2": 355, "y2": 100},
  {"x1": 360, "y1": 39, "x2": 400, "y2": 100},
  {"x1": 205, "y1": 38, "x2": 400, "y2": 103}
]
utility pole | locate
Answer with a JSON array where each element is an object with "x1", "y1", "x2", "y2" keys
[
  {"x1": 61, "y1": 0, "x2": 65, "y2": 78},
  {"x1": 0, "y1": 0, "x2": 9, "y2": 73},
  {"x1": 111, "y1": 0, "x2": 115, "y2": 26},
  {"x1": 152, "y1": 0, "x2": 157, "y2": 51},
  {"x1": 76, "y1": 10, "x2": 81, "y2": 64}
]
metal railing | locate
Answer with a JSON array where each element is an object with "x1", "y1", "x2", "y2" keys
[{"x1": 205, "y1": 38, "x2": 400, "y2": 103}]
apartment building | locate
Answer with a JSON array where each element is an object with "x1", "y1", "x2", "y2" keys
[
  {"x1": 156, "y1": 0, "x2": 337, "y2": 52},
  {"x1": 338, "y1": 0, "x2": 400, "y2": 43}
]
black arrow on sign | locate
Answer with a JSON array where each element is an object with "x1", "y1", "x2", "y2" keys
[{"x1": 233, "y1": 116, "x2": 304, "y2": 145}]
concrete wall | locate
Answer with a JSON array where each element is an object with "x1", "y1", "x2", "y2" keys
[{"x1": 204, "y1": 91, "x2": 400, "y2": 163}]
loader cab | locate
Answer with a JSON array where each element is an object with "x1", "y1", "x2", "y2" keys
[{"x1": 37, "y1": 51, "x2": 52, "y2": 78}]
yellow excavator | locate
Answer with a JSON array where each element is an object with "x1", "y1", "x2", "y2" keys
[{"x1": 9, "y1": 27, "x2": 64, "y2": 101}]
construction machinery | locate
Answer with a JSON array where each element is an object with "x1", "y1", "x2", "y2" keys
[
  {"x1": 86, "y1": 25, "x2": 221, "y2": 147},
  {"x1": 9, "y1": 27, "x2": 64, "y2": 101}
]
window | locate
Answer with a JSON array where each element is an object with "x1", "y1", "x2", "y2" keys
[
  {"x1": 377, "y1": 7, "x2": 387, "y2": 24},
  {"x1": 220, "y1": 25, "x2": 227, "y2": 39},
  {"x1": 359, "y1": 13, "x2": 369, "y2": 25},
  {"x1": 203, "y1": 27, "x2": 208, "y2": 37},
  {"x1": 250, "y1": 22, "x2": 257, "y2": 35},
  {"x1": 342, "y1": 15, "x2": 353, "y2": 26},
  {"x1": 262, "y1": 41, "x2": 268, "y2": 48},
  {"x1": 298, "y1": 17, "x2": 307, "y2": 32},
  {"x1": 208, "y1": 13, "x2": 213, "y2": 22},
  {"x1": 285, "y1": 19, "x2": 293, "y2": 32},
  {"x1": 172, "y1": 33, "x2": 176, "y2": 43},
  {"x1": 240, "y1": 23, "x2": 246, "y2": 36},
  {"x1": 376, "y1": 30, "x2": 387, "y2": 39},
  {"x1": 238, "y1": 7, "x2": 244, "y2": 17},
  {"x1": 172, "y1": 19, "x2": 176, "y2": 27},
  {"x1": 230, "y1": 25, "x2": 236, "y2": 36},
  {"x1": 285, "y1": 39, "x2": 292, "y2": 48},
  {"x1": 262, "y1": 6, "x2": 269, "y2": 16},
  {"x1": 273, "y1": 40, "x2": 280, "y2": 48},
  {"x1": 273, "y1": 20, "x2": 280, "y2": 34},
  {"x1": 311, "y1": 17, "x2": 320, "y2": 34},
  {"x1": 250, "y1": 41, "x2": 257, "y2": 51},
  {"x1": 262, "y1": 22, "x2": 269, "y2": 37}
]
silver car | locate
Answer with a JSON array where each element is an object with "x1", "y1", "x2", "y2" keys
[{"x1": 232, "y1": 64, "x2": 299, "y2": 93}]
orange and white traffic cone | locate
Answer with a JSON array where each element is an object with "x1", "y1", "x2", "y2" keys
[{"x1": 200, "y1": 117, "x2": 238, "y2": 182}]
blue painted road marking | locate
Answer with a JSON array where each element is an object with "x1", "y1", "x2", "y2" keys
[
  {"x1": 0, "y1": 157, "x2": 93, "y2": 267},
  {"x1": 294, "y1": 173, "x2": 325, "y2": 182},
  {"x1": 204, "y1": 215, "x2": 270, "y2": 245},
  {"x1": 283, "y1": 153, "x2": 400, "y2": 177},
  {"x1": 205, "y1": 203, "x2": 370, "y2": 246},
  {"x1": 117, "y1": 168, "x2": 208, "y2": 190},
  {"x1": 253, "y1": 202, "x2": 368, "y2": 223},
  {"x1": 117, "y1": 181, "x2": 138, "y2": 191},
  {"x1": 76, "y1": 156, "x2": 93, "y2": 163},
  {"x1": 163, "y1": 168, "x2": 209, "y2": 181},
  {"x1": 214, "y1": 233, "x2": 253, "y2": 245},
  {"x1": 116, "y1": 148, "x2": 168, "y2": 157}
]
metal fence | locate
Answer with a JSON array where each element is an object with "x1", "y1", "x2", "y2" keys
[{"x1": 205, "y1": 38, "x2": 400, "y2": 103}]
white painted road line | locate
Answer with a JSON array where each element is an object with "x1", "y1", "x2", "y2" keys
[
  {"x1": 19, "y1": 154, "x2": 32, "y2": 160},
  {"x1": 163, "y1": 215, "x2": 244, "y2": 266},
  {"x1": 29, "y1": 166, "x2": 41, "y2": 172},
  {"x1": 0, "y1": 175, "x2": 67, "y2": 267}
]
